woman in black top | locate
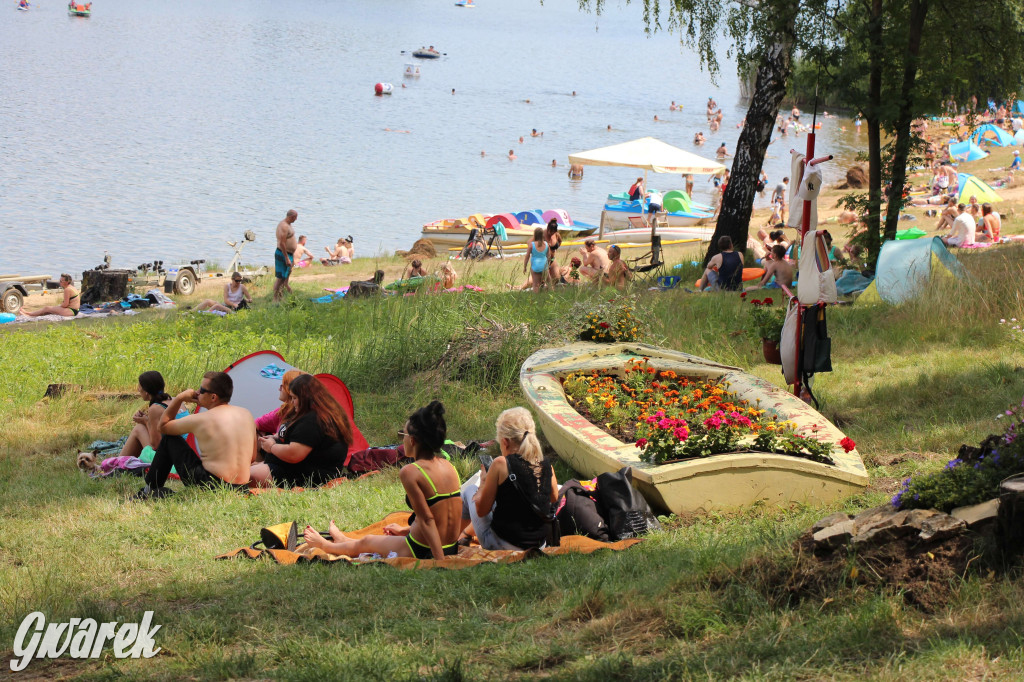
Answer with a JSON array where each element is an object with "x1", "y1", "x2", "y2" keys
[
  {"x1": 545, "y1": 219, "x2": 564, "y2": 285},
  {"x1": 473, "y1": 407, "x2": 558, "y2": 550},
  {"x1": 252, "y1": 374, "x2": 353, "y2": 488},
  {"x1": 117, "y1": 370, "x2": 172, "y2": 459}
]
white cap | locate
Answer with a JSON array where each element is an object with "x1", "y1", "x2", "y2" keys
[{"x1": 1015, "y1": 150, "x2": 1020, "y2": 155}]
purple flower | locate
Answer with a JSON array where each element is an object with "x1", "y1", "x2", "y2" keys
[{"x1": 945, "y1": 458, "x2": 962, "y2": 470}]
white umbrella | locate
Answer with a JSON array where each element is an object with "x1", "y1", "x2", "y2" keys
[
  {"x1": 568, "y1": 137, "x2": 725, "y2": 237},
  {"x1": 568, "y1": 136, "x2": 726, "y2": 174}
]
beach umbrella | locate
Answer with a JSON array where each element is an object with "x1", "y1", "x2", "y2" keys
[
  {"x1": 956, "y1": 173, "x2": 1002, "y2": 204},
  {"x1": 568, "y1": 137, "x2": 725, "y2": 237}
]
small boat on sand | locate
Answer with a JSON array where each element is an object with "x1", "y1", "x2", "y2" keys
[{"x1": 521, "y1": 343, "x2": 868, "y2": 514}]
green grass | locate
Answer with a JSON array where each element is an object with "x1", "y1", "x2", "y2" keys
[{"x1": 2, "y1": 242, "x2": 1024, "y2": 679}]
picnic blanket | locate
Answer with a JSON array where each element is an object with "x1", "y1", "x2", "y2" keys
[{"x1": 216, "y1": 512, "x2": 642, "y2": 569}]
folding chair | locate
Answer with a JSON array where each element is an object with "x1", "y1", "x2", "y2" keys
[
  {"x1": 626, "y1": 235, "x2": 666, "y2": 287},
  {"x1": 627, "y1": 215, "x2": 647, "y2": 231}
]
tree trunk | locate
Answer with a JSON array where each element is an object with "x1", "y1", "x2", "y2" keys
[
  {"x1": 864, "y1": 0, "x2": 884, "y2": 271},
  {"x1": 883, "y1": 0, "x2": 930, "y2": 242},
  {"x1": 704, "y1": 39, "x2": 795, "y2": 265}
]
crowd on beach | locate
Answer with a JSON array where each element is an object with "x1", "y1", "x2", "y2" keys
[{"x1": 123, "y1": 369, "x2": 559, "y2": 560}]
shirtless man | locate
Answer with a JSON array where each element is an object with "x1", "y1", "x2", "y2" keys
[
  {"x1": 749, "y1": 245, "x2": 794, "y2": 290},
  {"x1": 293, "y1": 235, "x2": 315, "y2": 266},
  {"x1": 274, "y1": 210, "x2": 298, "y2": 302},
  {"x1": 602, "y1": 245, "x2": 632, "y2": 290},
  {"x1": 578, "y1": 238, "x2": 610, "y2": 279},
  {"x1": 135, "y1": 371, "x2": 256, "y2": 499}
]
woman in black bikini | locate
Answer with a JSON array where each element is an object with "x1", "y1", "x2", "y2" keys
[
  {"x1": 23, "y1": 273, "x2": 79, "y2": 317},
  {"x1": 303, "y1": 401, "x2": 463, "y2": 560},
  {"x1": 117, "y1": 371, "x2": 172, "y2": 459},
  {"x1": 545, "y1": 219, "x2": 563, "y2": 285}
]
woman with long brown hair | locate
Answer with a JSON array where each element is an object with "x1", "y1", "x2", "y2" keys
[{"x1": 250, "y1": 374, "x2": 353, "y2": 488}]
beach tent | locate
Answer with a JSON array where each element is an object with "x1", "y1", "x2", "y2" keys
[
  {"x1": 569, "y1": 137, "x2": 725, "y2": 237},
  {"x1": 948, "y1": 140, "x2": 988, "y2": 162},
  {"x1": 1014, "y1": 100, "x2": 1024, "y2": 115},
  {"x1": 1015, "y1": 130, "x2": 1024, "y2": 145},
  {"x1": 957, "y1": 173, "x2": 1002, "y2": 204},
  {"x1": 857, "y1": 237, "x2": 965, "y2": 305},
  {"x1": 210, "y1": 350, "x2": 369, "y2": 452},
  {"x1": 969, "y1": 124, "x2": 1016, "y2": 147}
]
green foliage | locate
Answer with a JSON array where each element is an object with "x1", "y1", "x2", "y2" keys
[
  {"x1": 894, "y1": 399, "x2": 1024, "y2": 511},
  {"x1": 571, "y1": 294, "x2": 650, "y2": 343}
]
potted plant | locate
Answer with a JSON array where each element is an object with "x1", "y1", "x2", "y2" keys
[{"x1": 743, "y1": 294, "x2": 785, "y2": 364}]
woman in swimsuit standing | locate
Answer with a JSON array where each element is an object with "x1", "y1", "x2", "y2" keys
[
  {"x1": 523, "y1": 227, "x2": 550, "y2": 293},
  {"x1": 303, "y1": 401, "x2": 462, "y2": 560},
  {"x1": 23, "y1": 273, "x2": 80, "y2": 317}
]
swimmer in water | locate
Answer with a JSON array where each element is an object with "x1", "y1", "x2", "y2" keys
[
  {"x1": 571, "y1": 90, "x2": 577, "y2": 96},
  {"x1": 551, "y1": 159, "x2": 557, "y2": 167},
  {"x1": 508, "y1": 150, "x2": 516, "y2": 160},
  {"x1": 607, "y1": 124, "x2": 612, "y2": 131},
  {"x1": 653, "y1": 115, "x2": 659, "y2": 121},
  {"x1": 519, "y1": 136, "x2": 524, "y2": 144},
  {"x1": 531, "y1": 128, "x2": 543, "y2": 137},
  {"x1": 480, "y1": 151, "x2": 486, "y2": 157}
]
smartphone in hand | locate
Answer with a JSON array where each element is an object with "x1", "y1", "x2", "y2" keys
[{"x1": 478, "y1": 454, "x2": 494, "y2": 472}]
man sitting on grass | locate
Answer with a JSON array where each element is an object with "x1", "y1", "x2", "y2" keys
[
  {"x1": 601, "y1": 245, "x2": 633, "y2": 290},
  {"x1": 748, "y1": 244, "x2": 793, "y2": 290},
  {"x1": 135, "y1": 371, "x2": 256, "y2": 500},
  {"x1": 578, "y1": 238, "x2": 610, "y2": 279},
  {"x1": 696, "y1": 236, "x2": 744, "y2": 291},
  {"x1": 942, "y1": 204, "x2": 976, "y2": 248}
]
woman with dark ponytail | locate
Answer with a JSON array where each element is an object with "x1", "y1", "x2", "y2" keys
[
  {"x1": 118, "y1": 371, "x2": 173, "y2": 459},
  {"x1": 304, "y1": 400, "x2": 463, "y2": 560}
]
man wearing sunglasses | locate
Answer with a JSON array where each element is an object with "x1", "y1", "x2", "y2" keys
[{"x1": 135, "y1": 371, "x2": 257, "y2": 500}]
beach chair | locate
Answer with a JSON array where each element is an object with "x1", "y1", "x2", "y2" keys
[
  {"x1": 626, "y1": 235, "x2": 665, "y2": 288},
  {"x1": 627, "y1": 215, "x2": 648, "y2": 230}
]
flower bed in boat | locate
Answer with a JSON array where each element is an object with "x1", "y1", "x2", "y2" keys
[{"x1": 562, "y1": 357, "x2": 851, "y2": 466}]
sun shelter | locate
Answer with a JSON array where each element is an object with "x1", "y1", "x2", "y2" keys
[
  {"x1": 1014, "y1": 100, "x2": 1024, "y2": 115},
  {"x1": 948, "y1": 140, "x2": 988, "y2": 162},
  {"x1": 957, "y1": 173, "x2": 1002, "y2": 204},
  {"x1": 857, "y1": 237, "x2": 966, "y2": 305},
  {"x1": 969, "y1": 124, "x2": 1016, "y2": 148},
  {"x1": 568, "y1": 137, "x2": 725, "y2": 237}
]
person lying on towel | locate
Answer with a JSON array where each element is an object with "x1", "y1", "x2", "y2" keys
[
  {"x1": 303, "y1": 401, "x2": 463, "y2": 560},
  {"x1": 251, "y1": 374, "x2": 352, "y2": 488},
  {"x1": 134, "y1": 371, "x2": 255, "y2": 500}
]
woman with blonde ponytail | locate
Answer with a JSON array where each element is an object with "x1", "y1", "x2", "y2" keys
[{"x1": 461, "y1": 407, "x2": 558, "y2": 550}]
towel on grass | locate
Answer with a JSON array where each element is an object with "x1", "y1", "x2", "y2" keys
[{"x1": 216, "y1": 512, "x2": 642, "y2": 569}]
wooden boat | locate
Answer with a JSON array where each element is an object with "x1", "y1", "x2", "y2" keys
[{"x1": 521, "y1": 342, "x2": 868, "y2": 514}]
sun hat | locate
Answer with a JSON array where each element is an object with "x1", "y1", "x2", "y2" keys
[{"x1": 1014, "y1": 150, "x2": 1020, "y2": 155}]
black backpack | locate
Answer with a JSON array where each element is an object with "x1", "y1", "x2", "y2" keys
[
  {"x1": 556, "y1": 480, "x2": 610, "y2": 541},
  {"x1": 595, "y1": 467, "x2": 661, "y2": 541}
]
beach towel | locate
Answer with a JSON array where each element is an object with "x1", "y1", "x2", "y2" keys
[
  {"x1": 259, "y1": 363, "x2": 288, "y2": 379},
  {"x1": 216, "y1": 512, "x2": 642, "y2": 569}
]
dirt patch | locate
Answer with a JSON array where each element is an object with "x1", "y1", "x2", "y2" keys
[
  {"x1": 398, "y1": 238, "x2": 437, "y2": 260},
  {"x1": 868, "y1": 450, "x2": 930, "y2": 468},
  {"x1": 725, "y1": 530, "x2": 980, "y2": 613}
]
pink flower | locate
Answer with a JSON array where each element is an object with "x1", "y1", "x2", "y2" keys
[
  {"x1": 635, "y1": 438, "x2": 648, "y2": 449},
  {"x1": 658, "y1": 418, "x2": 674, "y2": 429},
  {"x1": 704, "y1": 416, "x2": 724, "y2": 430},
  {"x1": 673, "y1": 426, "x2": 689, "y2": 441},
  {"x1": 646, "y1": 416, "x2": 658, "y2": 424},
  {"x1": 654, "y1": 410, "x2": 665, "y2": 418}
]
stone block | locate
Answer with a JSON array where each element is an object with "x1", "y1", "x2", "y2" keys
[
  {"x1": 812, "y1": 512, "x2": 853, "y2": 534},
  {"x1": 918, "y1": 513, "x2": 966, "y2": 543},
  {"x1": 813, "y1": 520, "x2": 855, "y2": 550},
  {"x1": 951, "y1": 499, "x2": 1000, "y2": 529}
]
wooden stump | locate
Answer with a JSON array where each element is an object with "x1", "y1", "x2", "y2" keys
[{"x1": 81, "y1": 269, "x2": 132, "y2": 305}]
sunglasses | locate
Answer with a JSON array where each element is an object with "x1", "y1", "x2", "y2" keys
[{"x1": 198, "y1": 387, "x2": 212, "y2": 395}]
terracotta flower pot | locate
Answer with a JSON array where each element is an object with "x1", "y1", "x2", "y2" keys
[{"x1": 762, "y1": 338, "x2": 782, "y2": 365}]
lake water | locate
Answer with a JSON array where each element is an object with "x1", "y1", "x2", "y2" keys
[{"x1": 0, "y1": 0, "x2": 866, "y2": 276}]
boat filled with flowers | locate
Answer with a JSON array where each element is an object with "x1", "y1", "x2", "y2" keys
[{"x1": 520, "y1": 342, "x2": 868, "y2": 513}]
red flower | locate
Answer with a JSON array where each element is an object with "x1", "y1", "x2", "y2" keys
[
  {"x1": 839, "y1": 437, "x2": 856, "y2": 453},
  {"x1": 635, "y1": 438, "x2": 648, "y2": 449},
  {"x1": 599, "y1": 322, "x2": 610, "y2": 329},
  {"x1": 751, "y1": 299, "x2": 762, "y2": 307},
  {"x1": 764, "y1": 297, "x2": 774, "y2": 305},
  {"x1": 740, "y1": 292, "x2": 747, "y2": 299}
]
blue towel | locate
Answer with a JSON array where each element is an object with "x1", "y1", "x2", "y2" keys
[
  {"x1": 835, "y1": 269, "x2": 874, "y2": 296},
  {"x1": 259, "y1": 363, "x2": 287, "y2": 379}
]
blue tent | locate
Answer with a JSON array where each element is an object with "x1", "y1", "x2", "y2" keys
[
  {"x1": 970, "y1": 123, "x2": 1016, "y2": 147},
  {"x1": 948, "y1": 140, "x2": 988, "y2": 162},
  {"x1": 857, "y1": 237, "x2": 966, "y2": 305},
  {"x1": 1014, "y1": 100, "x2": 1024, "y2": 115}
]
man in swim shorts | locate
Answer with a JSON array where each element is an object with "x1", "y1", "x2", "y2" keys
[
  {"x1": 135, "y1": 371, "x2": 256, "y2": 499},
  {"x1": 578, "y1": 238, "x2": 610, "y2": 279},
  {"x1": 274, "y1": 210, "x2": 298, "y2": 302}
]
